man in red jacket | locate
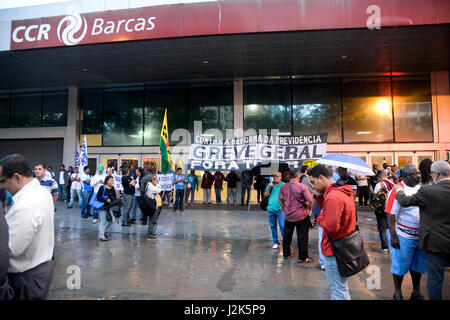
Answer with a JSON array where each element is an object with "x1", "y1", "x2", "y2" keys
[{"x1": 309, "y1": 165, "x2": 357, "y2": 300}]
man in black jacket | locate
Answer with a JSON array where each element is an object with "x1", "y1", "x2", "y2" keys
[{"x1": 393, "y1": 160, "x2": 450, "y2": 300}]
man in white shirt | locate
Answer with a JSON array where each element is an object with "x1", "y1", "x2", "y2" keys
[
  {"x1": 57, "y1": 165, "x2": 68, "y2": 203},
  {"x1": 67, "y1": 167, "x2": 82, "y2": 209},
  {"x1": 0, "y1": 154, "x2": 54, "y2": 300},
  {"x1": 385, "y1": 165, "x2": 426, "y2": 300}
]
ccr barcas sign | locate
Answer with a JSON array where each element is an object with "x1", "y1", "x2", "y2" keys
[{"x1": 11, "y1": 6, "x2": 160, "y2": 50}]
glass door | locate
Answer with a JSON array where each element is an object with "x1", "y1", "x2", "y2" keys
[
  {"x1": 370, "y1": 153, "x2": 393, "y2": 171},
  {"x1": 395, "y1": 153, "x2": 414, "y2": 169},
  {"x1": 99, "y1": 154, "x2": 118, "y2": 172},
  {"x1": 415, "y1": 152, "x2": 434, "y2": 166},
  {"x1": 119, "y1": 155, "x2": 140, "y2": 170}
]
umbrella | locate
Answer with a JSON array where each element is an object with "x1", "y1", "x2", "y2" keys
[{"x1": 316, "y1": 153, "x2": 375, "y2": 176}]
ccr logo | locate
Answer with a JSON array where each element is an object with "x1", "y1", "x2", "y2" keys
[{"x1": 57, "y1": 14, "x2": 87, "y2": 46}]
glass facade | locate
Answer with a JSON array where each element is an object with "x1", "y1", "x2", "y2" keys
[
  {"x1": 80, "y1": 82, "x2": 234, "y2": 146},
  {"x1": 103, "y1": 87, "x2": 144, "y2": 146},
  {"x1": 393, "y1": 77, "x2": 433, "y2": 142},
  {"x1": 10, "y1": 91, "x2": 42, "y2": 127},
  {"x1": 144, "y1": 85, "x2": 187, "y2": 146},
  {"x1": 244, "y1": 80, "x2": 292, "y2": 136},
  {"x1": 42, "y1": 91, "x2": 68, "y2": 127},
  {"x1": 342, "y1": 78, "x2": 393, "y2": 143},
  {"x1": 188, "y1": 82, "x2": 234, "y2": 140},
  {"x1": 0, "y1": 77, "x2": 427, "y2": 146},
  {"x1": 0, "y1": 94, "x2": 9, "y2": 128},
  {"x1": 293, "y1": 79, "x2": 342, "y2": 143},
  {"x1": 1, "y1": 89, "x2": 67, "y2": 128}
]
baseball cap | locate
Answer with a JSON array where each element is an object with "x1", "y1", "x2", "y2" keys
[{"x1": 98, "y1": 165, "x2": 104, "y2": 171}]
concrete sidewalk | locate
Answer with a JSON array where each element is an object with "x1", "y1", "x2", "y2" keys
[{"x1": 48, "y1": 202, "x2": 450, "y2": 300}]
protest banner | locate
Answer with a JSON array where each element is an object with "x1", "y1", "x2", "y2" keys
[
  {"x1": 157, "y1": 173, "x2": 174, "y2": 191},
  {"x1": 187, "y1": 133, "x2": 327, "y2": 171}
]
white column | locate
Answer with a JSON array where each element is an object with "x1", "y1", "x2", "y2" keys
[
  {"x1": 63, "y1": 86, "x2": 79, "y2": 167},
  {"x1": 233, "y1": 78, "x2": 244, "y2": 137}
]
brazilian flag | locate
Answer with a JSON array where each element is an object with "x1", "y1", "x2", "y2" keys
[{"x1": 159, "y1": 109, "x2": 171, "y2": 174}]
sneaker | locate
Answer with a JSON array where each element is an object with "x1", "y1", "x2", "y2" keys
[
  {"x1": 381, "y1": 248, "x2": 388, "y2": 253},
  {"x1": 272, "y1": 244, "x2": 279, "y2": 249},
  {"x1": 67, "y1": 206, "x2": 73, "y2": 209},
  {"x1": 92, "y1": 219, "x2": 98, "y2": 224}
]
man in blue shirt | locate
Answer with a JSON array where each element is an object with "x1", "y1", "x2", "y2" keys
[
  {"x1": 185, "y1": 170, "x2": 199, "y2": 206},
  {"x1": 264, "y1": 171, "x2": 285, "y2": 250},
  {"x1": 172, "y1": 167, "x2": 186, "y2": 212},
  {"x1": 80, "y1": 166, "x2": 94, "y2": 218}
]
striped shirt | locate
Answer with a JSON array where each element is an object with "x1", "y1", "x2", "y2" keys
[
  {"x1": 36, "y1": 177, "x2": 59, "y2": 196},
  {"x1": 385, "y1": 182, "x2": 421, "y2": 240}
]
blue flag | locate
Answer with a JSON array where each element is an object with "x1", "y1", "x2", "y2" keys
[{"x1": 80, "y1": 135, "x2": 88, "y2": 169}]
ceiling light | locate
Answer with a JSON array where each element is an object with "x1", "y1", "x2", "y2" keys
[
  {"x1": 203, "y1": 60, "x2": 209, "y2": 64},
  {"x1": 341, "y1": 55, "x2": 348, "y2": 59},
  {"x1": 82, "y1": 68, "x2": 88, "y2": 72}
]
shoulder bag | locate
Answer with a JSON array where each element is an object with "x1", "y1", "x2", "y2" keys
[
  {"x1": 326, "y1": 226, "x2": 370, "y2": 277},
  {"x1": 89, "y1": 186, "x2": 107, "y2": 209}
]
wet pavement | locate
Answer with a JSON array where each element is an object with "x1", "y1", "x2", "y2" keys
[{"x1": 49, "y1": 202, "x2": 450, "y2": 300}]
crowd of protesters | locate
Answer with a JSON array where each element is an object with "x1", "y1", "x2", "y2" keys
[{"x1": 1, "y1": 152, "x2": 449, "y2": 301}]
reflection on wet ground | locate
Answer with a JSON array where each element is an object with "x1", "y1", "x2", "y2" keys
[{"x1": 49, "y1": 203, "x2": 449, "y2": 300}]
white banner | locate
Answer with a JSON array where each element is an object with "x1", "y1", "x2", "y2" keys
[
  {"x1": 188, "y1": 133, "x2": 327, "y2": 171},
  {"x1": 157, "y1": 173, "x2": 174, "y2": 191}
]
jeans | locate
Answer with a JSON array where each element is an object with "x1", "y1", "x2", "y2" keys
[
  {"x1": 81, "y1": 190, "x2": 93, "y2": 217},
  {"x1": 99, "y1": 210, "x2": 111, "y2": 239},
  {"x1": 317, "y1": 226, "x2": 326, "y2": 269},
  {"x1": 185, "y1": 188, "x2": 195, "y2": 204},
  {"x1": 375, "y1": 212, "x2": 389, "y2": 249},
  {"x1": 131, "y1": 195, "x2": 139, "y2": 219},
  {"x1": 68, "y1": 188, "x2": 82, "y2": 207},
  {"x1": 214, "y1": 185, "x2": 222, "y2": 203},
  {"x1": 357, "y1": 186, "x2": 369, "y2": 206},
  {"x1": 268, "y1": 210, "x2": 285, "y2": 245},
  {"x1": 58, "y1": 184, "x2": 66, "y2": 201},
  {"x1": 122, "y1": 194, "x2": 134, "y2": 224},
  {"x1": 426, "y1": 251, "x2": 449, "y2": 300},
  {"x1": 174, "y1": 189, "x2": 184, "y2": 211},
  {"x1": 241, "y1": 186, "x2": 251, "y2": 205},
  {"x1": 283, "y1": 217, "x2": 310, "y2": 260},
  {"x1": 323, "y1": 255, "x2": 351, "y2": 300},
  {"x1": 202, "y1": 188, "x2": 211, "y2": 204},
  {"x1": 93, "y1": 208, "x2": 99, "y2": 220},
  {"x1": 227, "y1": 188, "x2": 236, "y2": 204}
]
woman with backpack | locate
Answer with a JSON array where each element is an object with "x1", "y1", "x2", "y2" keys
[{"x1": 96, "y1": 175, "x2": 118, "y2": 242}]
